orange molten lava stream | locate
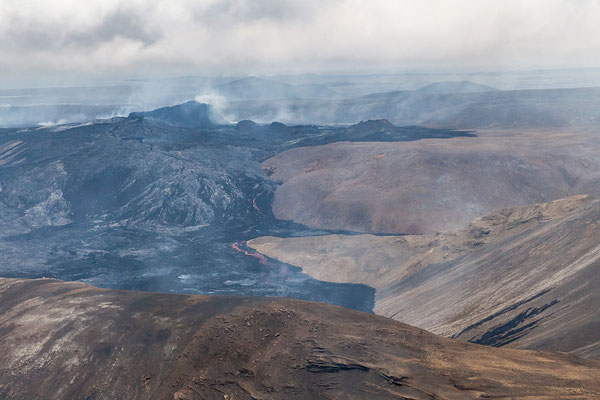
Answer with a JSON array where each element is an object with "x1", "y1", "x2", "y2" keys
[
  {"x1": 231, "y1": 242, "x2": 267, "y2": 264},
  {"x1": 252, "y1": 198, "x2": 264, "y2": 215}
]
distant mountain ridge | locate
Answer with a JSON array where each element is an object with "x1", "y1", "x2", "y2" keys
[
  {"x1": 223, "y1": 86, "x2": 600, "y2": 128},
  {"x1": 415, "y1": 80, "x2": 498, "y2": 94},
  {"x1": 216, "y1": 76, "x2": 337, "y2": 100}
]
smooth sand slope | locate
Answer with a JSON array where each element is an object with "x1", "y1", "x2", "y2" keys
[{"x1": 263, "y1": 130, "x2": 600, "y2": 234}]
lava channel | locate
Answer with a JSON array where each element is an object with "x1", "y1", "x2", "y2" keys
[
  {"x1": 252, "y1": 198, "x2": 264, "y2": 216},
  {"x1": 231, "y1": 242, "x2": 268, "y2": 264}
]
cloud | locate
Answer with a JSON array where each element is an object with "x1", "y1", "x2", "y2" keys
[
  {"x1": 196, "y1": 0, "x2": 330, "y2": 24},
  {"x1": 1, "y1": 0, "x2": 600, "y2": 83},
  {"x1": 1, "y1": 1, "x2": 160, "y2": 50}
]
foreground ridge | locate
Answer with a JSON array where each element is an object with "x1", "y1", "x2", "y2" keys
[{"x1": 1, "y1": 277, "x2": 599, "y2": 399}]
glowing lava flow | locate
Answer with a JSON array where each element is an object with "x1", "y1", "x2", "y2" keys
[
  {"x1": 252, "y1": 198, "x2": 264, "y2": 215},
  {"x1": 231, "y1": 242, "x2": 268, "y2": 264}
]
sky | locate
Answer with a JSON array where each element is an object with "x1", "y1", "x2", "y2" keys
[{"x1": 1, "y1": 0, "x2": 600, "y2": 87}]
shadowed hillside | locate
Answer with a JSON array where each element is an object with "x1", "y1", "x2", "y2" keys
[
  {"x1": 1, "y1": 277, "x2": 599, "y2": 399},
  {"x1": 249, "y1": 195, "x2": 600, "y2": 359}
]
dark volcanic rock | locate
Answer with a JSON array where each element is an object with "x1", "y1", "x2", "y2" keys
[
  {"x1": 0, "y1": 111, "x2": 382, "y2": 308},
  {"x1": 268, "y1": 121, "x2": 289, "y2": 133},
  {"x1": 342, "y1": 119, "x2": 475, "y2": 143},
  {"x1": 0, "y1": 104, "x2": 473, "y2": 308},
  {"x1": 347, "y1": 119, "x2": 397, "y2": 134},
  {"x1": 128, "y1": 101, "x2": 229, "y2": 128},
  {"x1": 235, "y1": 119, "x2": 260, "y2": 131},
  {"x1": 1, "y1": 277, "x2": 599, "y2": 400}
]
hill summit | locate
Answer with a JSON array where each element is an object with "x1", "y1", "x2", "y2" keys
[{"x1": 128, "y1": 101, "x2": 229, "y2": 128}]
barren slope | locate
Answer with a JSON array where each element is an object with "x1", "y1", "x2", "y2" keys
[
  {"x1": 249, "y1": 195, "x2": 600, "y2": 358},
  {"x1": 263, "y1": 131, "x2": 600, "y2": 233},
  {"x1": 2, "y1": 278, "x2": 600, "y2": 399}
]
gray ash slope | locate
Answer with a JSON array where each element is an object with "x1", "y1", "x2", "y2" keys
[{"x1": 0, "y1": 101, "x2": 472, "y2": 311}]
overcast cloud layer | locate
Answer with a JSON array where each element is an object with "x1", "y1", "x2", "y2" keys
[{"x1": 1, "y1": 0, "x2": 600, "y2": 82}]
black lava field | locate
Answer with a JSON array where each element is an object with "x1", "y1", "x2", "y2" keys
[{"x1": 0, "y1": 102, "x2": 474, "y2": 312}]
